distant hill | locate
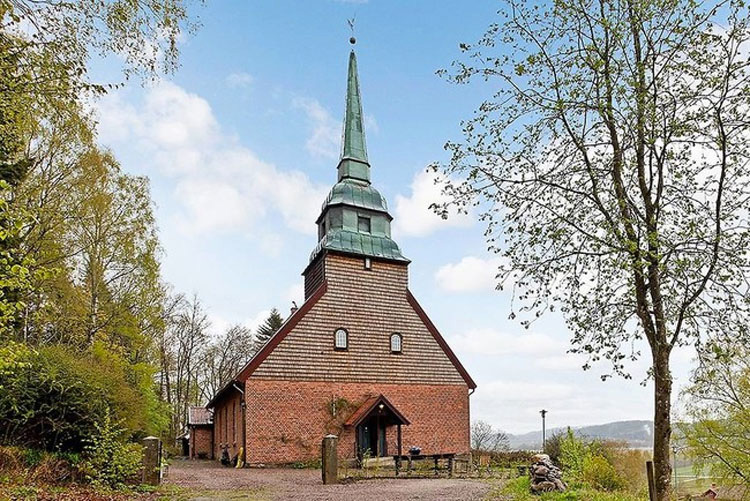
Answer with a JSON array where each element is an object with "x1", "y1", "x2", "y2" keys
[{"x1": 508, "y1": 420, "x2": 654, "y2": 450}]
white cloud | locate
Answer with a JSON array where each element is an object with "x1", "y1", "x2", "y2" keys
[
  {"x1": 393, "y1": 169, "x2": 473, "y2": 237},
  {"x1": 364, "y1": 114, "x2": 379, "y2": 134},
  {"x1": 284, "y1": 283, "x2": 304, "y2": 308},
  {"x1": 226, "y1": 72, "x2": 254, "y2": 88},
  {"x1": 435, "y1": 255, "x2": 503, "y2": 292},
  {"x1": 245, "y1": 309, "x2": 271, "y2": 334},
  {"x1": 96, "y1": 81, "x2": 327, "y2": 237},
  {"x1": 448, "y1": 327, "x2": 568, "y2": 358},
  {"x1": 293, "y1": 97, "x2": 341, "y2": 160}
]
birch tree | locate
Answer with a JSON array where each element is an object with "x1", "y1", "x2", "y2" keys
[{"x1": 436, "y1": 0, "x2": 750, "y2": 498}]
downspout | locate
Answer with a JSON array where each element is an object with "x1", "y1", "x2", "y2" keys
[
  {"x1": 468, "y1": 388, "x2": 475, "y2": 457},
  {"x1": 233, "y1": 383, "x2": 246, "y2": 466}
]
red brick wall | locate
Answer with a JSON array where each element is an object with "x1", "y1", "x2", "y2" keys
[
  {"x1": 212, "y1": 391, "x2": 244, "y2": 461},
  {"x1": 244, "y1": 379, "x2": 470, "y2": 465},
  {"x1": 190, "y1": 426, "x2": 213, "y2": 459}
]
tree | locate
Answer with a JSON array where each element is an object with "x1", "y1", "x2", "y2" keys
[
  {"x1": 254, "y1": 308, "x2": 284, "y2": 351},
  {"x1": 1, "y1": 0, "x2": 200, "y2": 103},
  {"x1": 436, "y1": 1, "x2": 750, "y2": 498},
  {"x1": 679, "y1": 339, "x2": 750, "y2": 487},
  {"x1": 200, "y1": 324, "x2": 253, "y2": 401},
  {"x1": 471, "y1": 419, "x2": 510, "y2": 452},
  {"x1": 160, "y1": 294, "x2": 209, "y2": 437}
]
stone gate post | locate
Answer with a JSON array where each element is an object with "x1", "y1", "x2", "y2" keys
[
  {"x1": 142, "y1": 436, "x2": 161, "y2": 485},
  {"x1": 321, "y1": 434, "x2": 338, "y2": 485}
]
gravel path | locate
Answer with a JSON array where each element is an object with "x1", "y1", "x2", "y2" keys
[{"x1": 166, "y1": 459, "x2": 493, "y2": 501}]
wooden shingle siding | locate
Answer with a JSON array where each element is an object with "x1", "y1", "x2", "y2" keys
[
  {"x1": 252, "y1": 253, "x2": 466, "y2": 385},
  {"x1": 303, "y1": 255, "x2": 325, "y2": 300}
]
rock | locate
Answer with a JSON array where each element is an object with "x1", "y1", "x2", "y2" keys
[{"x1": 528, "y1": 455, "x2": 566, "y2": 494}]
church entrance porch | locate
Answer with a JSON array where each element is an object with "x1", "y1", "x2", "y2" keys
[{"x1": 344, "y1": 394, "x2": 410, "y2": 464}]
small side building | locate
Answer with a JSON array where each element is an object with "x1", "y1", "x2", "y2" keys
[{"x1": 187, "y1": 406, "x2": 213, "y2": 459}]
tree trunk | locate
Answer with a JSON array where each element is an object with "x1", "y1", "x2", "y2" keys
[{"x1": 653, "y1": 347, "x2": 673, "y2": 501}]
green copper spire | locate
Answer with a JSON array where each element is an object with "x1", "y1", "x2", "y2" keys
[
  {"x1": 307, "y1": 43, "x2": 409, "y2": 266},
  {"x1": 338, "y1": 49, "x2": 370, "y2": 183}
]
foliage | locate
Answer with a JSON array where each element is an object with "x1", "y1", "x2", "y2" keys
[
  {"x1": 485, "y1": 450, "x2": 536, "y2": 469},
  {"x1": 201, "y1": 324, "x2": 254, "y2": 402},
  {"x1": 0, "y1": 445, "x2": 83, "y2": 485},
  {"x1": 680, "y1": 339, "x2": 750, "y2": 488},
  {"x1": 437, "y1": 0, "x2": 750, "y2": 498},
  {"x1": 545, "y1": 431, "x2": 564, "y2": 464},
  {"x1": 496, "y1": 476, "x2": 644, "y2": 501},
  {"x1": 254, "y1": 308, "x2": 284, "y2": 351},
  {"x1": 1, "y1": 0, "x2": 200, "y2": 104},
  {"x1": 582, "y1": 454, "x2": 625, "y2": 492},
  {"x1": 557, "y1": 430, "x2": 644, "y2": 493},
  {"x1": 0, "y1": 342, "x2": 166, "y2": 452},
  {"x1": 559, "y1": 429, "x2": 587, "y2": 481},
  {"x1": 471, "y1": 420, "x2": 510, "y2": 453},
  {"x1": 81, "y1": 413, "x2": 143, "y2": 490}
]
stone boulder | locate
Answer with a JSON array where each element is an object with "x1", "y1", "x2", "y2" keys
[{"x1": 529, "y1": 454, "x2": 566, "y2": 494}]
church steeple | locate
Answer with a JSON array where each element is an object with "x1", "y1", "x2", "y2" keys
[
  {"x1": 337, "y1": 48, "x2": 370, "y2": 184},
  {"x1": 305, "y1": 42, "x2": 409, "y2": 272}
]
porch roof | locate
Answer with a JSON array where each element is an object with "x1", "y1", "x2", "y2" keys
[{"x1": 344, "y1": 394, "x2": 410, "y2": 427}]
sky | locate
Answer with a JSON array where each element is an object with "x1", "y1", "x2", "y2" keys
[{"x1": 91, "y1": 0, "x2": 696, "y2": 435}]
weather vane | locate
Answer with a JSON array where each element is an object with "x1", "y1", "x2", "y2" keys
[{"x1": 347, "y1": 16, "x2": 356, "y2": 45}]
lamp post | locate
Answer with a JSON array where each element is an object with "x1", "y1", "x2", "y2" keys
[
  {"x1": 540, "y1": 409, "x2": 548, "y2": 452},
  {"x1": 672, "y1": 445, "x2": 679, "y2": 493}
]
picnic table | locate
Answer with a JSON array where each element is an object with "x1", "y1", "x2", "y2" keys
[{"x1": 392, "y1": 453, "x2": 456, "y2": 476}]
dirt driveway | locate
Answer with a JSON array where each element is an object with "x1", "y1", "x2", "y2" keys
[{"x1": 165, "y1": 459, "x2": 493, "y2": 501}]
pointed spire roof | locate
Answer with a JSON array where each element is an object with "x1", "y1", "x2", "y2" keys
[
  {"x1": 338, "y1": 49, "x2": 370, "y2": 183},
  {"x1": 307, "y1": 43, "x2": 409, "y2": 266}
]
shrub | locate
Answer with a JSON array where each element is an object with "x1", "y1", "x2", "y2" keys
[
  {"x1": 483, "y1": 450, "x2": 535, "y2": 468},
  {"x1": 582, "y1": 454, "x2": 625, "y2": 491},
  {"x1": 81, "y1": 413, "x2": 143, "y2": 489},
  {"x1": 0, "y1": 446, "x2": 82, "y2": 485},
  {"x1": 559, "y1": 428, "x2": 587, "y2": 482},
  {"x1": 0, "y1": 342, "x2": 168, "y2": 452}
]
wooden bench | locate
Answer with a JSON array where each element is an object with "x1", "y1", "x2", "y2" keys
[{"x1": 392, "y1": 453, "x2": 456, "y2": 477}]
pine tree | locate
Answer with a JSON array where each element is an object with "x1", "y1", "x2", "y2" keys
[{"x1": 253, "y1": 308, "x2": 284, "y2": 351}]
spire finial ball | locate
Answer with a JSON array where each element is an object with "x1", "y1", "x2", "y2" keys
[{"x1": 350, "y1": 36, "x2": 356, "y2": 45}]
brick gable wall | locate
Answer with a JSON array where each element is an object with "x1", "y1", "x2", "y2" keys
[
  {"x1": 245, "y1": 379, "x2": 469, "y2": 464},
  {"x1": 240, "y1": 252, "x2": 471, "y2": 464}
]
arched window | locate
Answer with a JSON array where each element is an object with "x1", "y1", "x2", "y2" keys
[
  {"x1": 334, "y1": 328, "x2": 348, "y2": 350},
  {"x1": 390, "y1": 333, "x2": 403, "y2": 353}
]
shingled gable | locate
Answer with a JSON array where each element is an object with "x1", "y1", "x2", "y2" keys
[
  {"x1": 407, "y1": 289, "x2": 477, "y2": 390},
  {"x1": 211, "y1": 275, "x2": 475, "y2": 391},
  {"x1": 235, "y1": 280, "x2": 328, "y2": 382}
]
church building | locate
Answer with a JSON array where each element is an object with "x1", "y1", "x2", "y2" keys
[{"x1": 207, "y1": 43, "x2": 476, "y2": 465}]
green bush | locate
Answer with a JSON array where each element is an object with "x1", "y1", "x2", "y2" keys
[
  {"x1": 81, "y1": 413, "x2": 143, "y2": 489},
  {"x1": 582, "y1": 454, "x2": 625, "y2": 491},
  {"x1": 0, "y1": 446, "x2": 83, "y2": 485},
  {"x1": 557, "y1": 429, "x2": 633, "y2": 493},
  {"x1": 559, "y1": 428, "x2": 587, "y2": 482},
  {"x1": 0, "y1": 342, "x2": 168, "y2": 452}
]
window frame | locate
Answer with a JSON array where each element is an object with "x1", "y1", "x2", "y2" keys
[
  {"x1": 390, "y1": 333, "x2": 403, "y2": 354},
  {"x1": 357, "y1": 215, "x2": 371, "y2": 233},
  {"x1": 334, "y1": 328, "x2": 349, "y2": 351}
]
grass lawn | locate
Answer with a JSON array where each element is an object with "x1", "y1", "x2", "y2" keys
[{"x1": 485, "y1": 477, "x2": 647, "y2": 501}]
